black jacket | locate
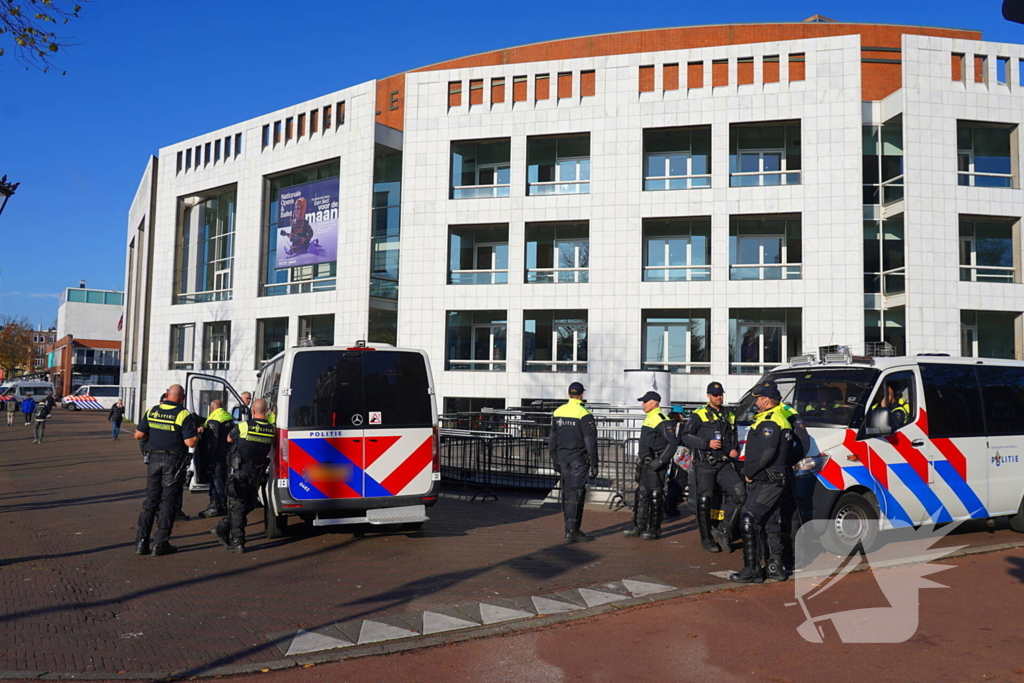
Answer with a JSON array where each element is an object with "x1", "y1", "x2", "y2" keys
[
  {"x1": 680, "y1": 404, "x2": 738, "y2": 462},
  {"x1": 743, "y1": 405, "x2": 794, "y2": 481},
  {"x1": 547, "y1": 399, "x2": 599, "y2": 466},
  {"x1": 108, "y1": 404, "x2": 125, "y2": 422},
  {"x1": 638, "y1": 409, "x2": 679, "y2": 471}
]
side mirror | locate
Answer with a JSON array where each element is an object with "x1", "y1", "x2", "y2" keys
[{"x1": 863, "y1": 406, "x2": 893, "y2": 438}]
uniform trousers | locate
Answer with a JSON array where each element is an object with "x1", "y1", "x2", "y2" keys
[
  {"x1": 136, "y1": 453, "x2": 186, "y2": 546},
  {"x1": 557, "y1": 459, "x2": 589, "y2": 534}
]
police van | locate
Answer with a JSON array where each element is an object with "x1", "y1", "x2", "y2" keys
[
  {"x1": 733, "y1": 353, "x2": 1024, "y2": 555},
  {"x1": 185, "y1": 342, "x2": 440, "y2": 538},
  {"x1": 0, "y1": 380, "x2": 55, "y2": 402},
  {"x1": 63, "y1": 385, "x2": 121, "y2": 410}
]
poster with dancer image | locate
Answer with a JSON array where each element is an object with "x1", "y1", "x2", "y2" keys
[{"x1": 275, "y1": 178, "x2": 340, "y2": 269}]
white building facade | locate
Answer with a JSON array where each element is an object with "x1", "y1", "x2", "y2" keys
[{"x1": 121, "y1": 21, "x2": 1024, "y2": 417}]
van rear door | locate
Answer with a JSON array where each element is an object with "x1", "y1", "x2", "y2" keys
[
  {"x1": 285, "y1": 349, "x2": 435, "y2": 500},
  {"x1": 185, "y1": 373, "x2": 247, "y2": 490}
]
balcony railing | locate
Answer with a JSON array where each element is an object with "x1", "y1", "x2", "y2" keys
[
  {"x1": 960, "y1": 265, "x2": 1015, "y2": 283},
  {"x1": 174, "y1": 289, "x2": 233, "y2": 305},
  {"x1": 881, "y1": 175, "x2": 904, "y2": 204},
  {"x1": 958, "y1": 171, "x2": 1013, "y2": 188},
  {"x1": 643, "y1": 174, "x2": 711, "y2": 191},
  {"x1": 729, "y1": 264, "x2": 802, "y2": 280},
  {"x1": 447, "y1": 360, "x2": 506, "y2": 371},
  {"x1": 524, "y1": 360, "x2": 588, "y2": 373},
  {"x1": 643, "y1": 265, "x2": 711, "y2": 282},
  {"x1": 528, "y1": 180, "x2": 590, "y2": 195},
  {"x1": 370, "y1": 277, "x2": 399, "y2": 299},
  {"x1": 729, "y1": 170, "x2": 801, "y2": 187},
  {"x1": 453, "y1": 185, "x2": 511, "y2": 199},
  {"x1": 729, "y1": 361, "x2": 781, "y2": 374},
  {"x1": 641, "y1": 362, "x2": 711, "y2": 374},
  {"x1": 450, "y1": 269, "x2": 509, "y2": 285},
  {"x1": 526, "y1": 267, "x2": 589, "y2": 284},
  {"x1": 264, "y1": 278, "x2": 336, "y2": 297}
]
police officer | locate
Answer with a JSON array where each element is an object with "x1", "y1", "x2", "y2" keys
[
  {"x1": 663, "y1": 407, "x2": 688, "y2": 518},
  {"x1": 548, "y1": 382, "x2": 599, "y2": 543},
  {"x1": 134, "y1": 384, "x2": 199, "y2": 556},
  {"x1": 871, "y1": 382, "x2": 910, "y2": 430},
  {"x1": 624, "y1": 391, "x2": 678, "y2": 541},
  {"x1": 680, "y1": 382, "x2": 744, "y2": 553},
  {"x1": 198, "y1": 399, "x2": 235, "y2": 519},
  {"x1": 212, "y1": 398, "x2": 276, "y2": 553},
  {"x1": 766, "y1": 399, "x2": 812, "y2": 577},
  {"x1": 730, "y1": 380, "x2": 793, "y2": 584}
]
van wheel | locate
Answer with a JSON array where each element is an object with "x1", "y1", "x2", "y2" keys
[
  {"x1": 821, "y1": 492, "x2": 879, "y2": 556},
  {"x1": 264, "y1": 505, "x2": 289, "y2": 539},
  {"x1": 65, "y1": 403, "x2": 77, "y2": 411},
  {"x1": 1010, "y1": 498, "x2": 1024, "y2": 533}
]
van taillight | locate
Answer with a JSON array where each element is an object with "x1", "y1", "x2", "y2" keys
[
  {"x1": 432, "y1": 425, "x2": 440, "y2": 472},
  {"x1": 276, "y1": 429, "x2": 289, "y2": 478}
]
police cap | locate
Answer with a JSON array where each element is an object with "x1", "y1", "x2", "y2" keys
[
  {"x1": 637, "y1": 391, "x2": 662, "y2": 403},
  {"x1": 751, "y1": 380, "x2": 782, "y2": 401},
  {"x1": 568, "y1": 382, "x2": 586, "y2": 395},
  {"x1": 706, "y1": 382, "x2": 724, "y2": 396}
]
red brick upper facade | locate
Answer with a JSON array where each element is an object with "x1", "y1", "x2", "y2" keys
[{"x1": 375, "y1": 21, "x2": 981, "y2": 130}]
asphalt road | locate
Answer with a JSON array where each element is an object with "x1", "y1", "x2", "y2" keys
[{"x1": 1, "y1": 410, "x2": 1022, "y2": 679}]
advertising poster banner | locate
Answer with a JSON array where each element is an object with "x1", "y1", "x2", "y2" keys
[{"x1": 275, "y1": 178, "x2": 340, "y2": 269}]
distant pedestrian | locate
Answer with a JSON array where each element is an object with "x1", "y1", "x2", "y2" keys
[
  {"x1": 43, "y1": 394, "x2": 56, "y2": 410},
  {"x1": 32, "y1": 400, "x2": 51, "y2": 443},
  {"x1": 108, "y1": 400, "x2": 125, "y2": 440},
  {"x1": 20, "y1": 396, "x2": 36, "y2": 426},
  {"x1": 5, "y1": 397, "x2": 18, "y2": 426}
]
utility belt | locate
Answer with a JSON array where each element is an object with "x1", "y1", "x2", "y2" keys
[
  {"x1": 148, "y1": 449, "x2": 184, "y2": 458},
  {"x1": 700, "y1": 450, "x2": 734, "y2": 466},
  {"x1": 750, "y1": 468, "x2": 787, "y2": 486}
]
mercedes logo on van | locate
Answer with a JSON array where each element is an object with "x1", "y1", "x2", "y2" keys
[{"x1": 351, "y1": 414, "x2": 363, "y2": 426}]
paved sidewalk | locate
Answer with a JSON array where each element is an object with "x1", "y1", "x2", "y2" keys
[{"x1": 1, "y1": 411, "x2": 1021, "y2": 676}]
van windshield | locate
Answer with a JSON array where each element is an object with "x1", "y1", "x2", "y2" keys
[
  {"x1": 734, "y1": 367, "x2": 880, "y2": 428},
  {"x1": 289, "y1": 350, "x2": 433, "y2": 429},
  {"x1": 0, "y1": 386, "x2": 10, "y2": 394}
]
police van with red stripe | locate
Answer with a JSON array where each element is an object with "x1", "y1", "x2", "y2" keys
[
  {"x1": 63, "y1": 385, "x2": 121, "y2": 410},
  {"x1": 186, "y1": 342, "x2": 439, "y2": 538},
  {"x1": 732, "y1": 353, "x2": 1024, "y2": 554}
]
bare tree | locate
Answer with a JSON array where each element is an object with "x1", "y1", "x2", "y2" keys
[
  {"x1": 0, "y1": 314, "x2": 33, "y2": 378},
  {"x1": 0, "y1": 0, "x2": 86, "y2": 74}
]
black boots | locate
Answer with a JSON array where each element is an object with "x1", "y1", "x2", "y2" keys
[
  {"x1": 696, "y1": 494, "x2": 721, "y2": 553},
  {"x1": 151, "y1": 543, "x2": 177, "y2": 557},
  {"x1": 565, "y1": 530, "x2": 595, "y2": 543},
  {"x1": 729, "y1": 517, "x2": 764, "y2": 584},
  {"x1": 766, "y1": 555, "x2": 788, "y2": 582},
  {"x1": 211, "y1": 521, "x2": 231, "y2": 548},
  {"x1": 175, "y1": 510, "x2": 190, "y2": 522},
  {"x1": 713, "y1": 507, "x2": 740, "y2": 554},
  {"x1": 134, "y1": 539, "x2": 150, "y2": 556},
  {"x1": 227, "y1": 540, "x2": 245, "y2": 554},
  {"x1": 198, "y1": 505, "x2": 224, "y2": 519}
]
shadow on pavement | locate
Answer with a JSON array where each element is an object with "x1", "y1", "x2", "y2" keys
[{"x1": 1007, "y1": 555, "x2": 1024, "y2": 583}]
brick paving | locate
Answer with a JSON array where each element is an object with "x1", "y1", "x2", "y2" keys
[{"x1": 1, "y1": 410, "x2": 1021, "y2": 676}]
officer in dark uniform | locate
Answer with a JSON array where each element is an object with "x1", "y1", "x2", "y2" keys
[
  {"x1": 680, "y1": 382, "x2": 744, "y2": 553},
  {"x1": 134, "y1": 385, "x2": 199, "y2": 556},
  {"x1": 767, "y1": 399, "x2": 812, "y2": 574},
  {"x1": 731, "y1": 380, "x2": 793, "y2": 584},
  {"x1": 212, "y1": 398, "x2": 276, "y2": 553},
  {"x1": 198, "y1": 399, "x2": 235, "y2": 518},
  {"x1": 623, "y1": 391, "x2": 678, "y2": 541},
  {"x1": 547, "y1": 382, "x2": 599, "y2": 543},
  {"x1": 871, "y1": 382, "x2": 911, "y2": 430},
  {"x1": 663, "y1": 407, "x2": 688, "y2": 518}
]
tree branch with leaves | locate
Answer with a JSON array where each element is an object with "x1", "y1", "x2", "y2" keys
[
  {"x1": 0, "y1": 0, "x2": 86, "y2": 74},
  {"x1": 0, "y1": 315, "x2": 33, "y2": 378}
]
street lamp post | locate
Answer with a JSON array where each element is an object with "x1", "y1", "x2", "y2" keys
[{"x1": 0, "y1": 175, "x2": 20, "y2": 217}]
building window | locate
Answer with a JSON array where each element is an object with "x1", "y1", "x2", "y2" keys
[
  {"x1": 957, "y1": 121, "x2": 1015, "y2": 187},
  {"x1": 263, "y1": 162, "x2": 339, "y2": 297},
  {"x1": 643, "y1": 126, "x2": 711, "y2": 190},
  {"x1": 200, "y1": 322, "x2": 230, "y2": 371},
  {"x1": 256, "y1": 318, "x2": 288, "y2": 368},
  {"x1": 451, "y1": 139, "x2": 510, "y2": 199},
  {"x1": 642, "y1": 309, "x2": 711, "y2": 374},
  {"x1": 371, "y1": 152, "x2": 402, "y2": 301},
  {"x1": 443, "y1": 397, "x2": 506, "y2": 415},
  {"x1": 527, "y1": 134, "x2": 590, "y2": 195},
  {"x1": 643, "y1": 218, "x2": 711, "y2": 281},
  {"x1": 524, "y1": 310, "x2": 587, "y2": 373},
  {"x1": 862, "y1": 118, "x2": 904, "y2": 204},
  {"x1": 729, "y1": 214, "x2": 801, "y2": 280},
  {"x1": 526, "y1": 222, "x2": 588, "y2": 283},
  {"x1": 729, "y1": 121, "x2": 801, "y2": 187},
  {"x1": 445, "y1": 311, "x2": 507, "y2": 371},
  {"x1": 174, "y1": 185, "x2": 236, "y2": 304},
  {"x1": 729, "y1": 308, "x2": 801, "y2": 374},
  {"x1": 863, "y1": 217, "x2": 905, "y2": 297},
  {"x1": 959, "y1": 217, "x2": 1016, "y2": 283},
  {"x1": 297, "y1": 314, "x2": 334, "y2": 346},
  {"x1": 864, "y1": 307, "x2": 906, "y2": 357},
  {"x1": 448, "y1": 224, "x2": 509, "y2": 284},
  {"x1": 962, "y1": 310, "x2": 1019, "y2": 359}
]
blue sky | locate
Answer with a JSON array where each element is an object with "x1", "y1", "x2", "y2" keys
[{"x1": 0, "y1": 0, "x2": 1020, "y2": 327}]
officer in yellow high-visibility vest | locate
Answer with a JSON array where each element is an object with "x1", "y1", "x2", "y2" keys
[
  {"x1": 871, "y1": 383, "x2": 911, "y2": 430},
  {"x1": 548, "y1": 382, "x2": 599, "y2": 543},
  {"x1": 731, "y1": 380, "x2": 794, "y2": 584},
  {"x1": 623, "y1": 391, "x2": 679, "y2": 541},
  {"x1": 133, "y1": 385, "x2": 199, "y2": 557}
]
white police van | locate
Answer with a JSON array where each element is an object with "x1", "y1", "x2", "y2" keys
[
  {"x1": 184, "y1": 342, "x2": 440, "y2": 538},
  {"x1": 0, "y1": 380, "x2": 55, "y2": 402},
  {"x1": 733, "y1": 353, "x2": 1024, "y2": 554},
  {"x1": 63, "y1": 385, "x2": 121, "y2": 410}
]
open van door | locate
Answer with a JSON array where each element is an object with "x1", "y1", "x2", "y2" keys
[{"x1": 185, "y1": 373, "x2": 247, "y2": 492}]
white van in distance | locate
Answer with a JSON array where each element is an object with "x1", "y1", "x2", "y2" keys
[
  {"x1": 0, "y1": 381, "x2": 55, "y2": 402},
  {"x1": 733, "y1": 354, "x2": 1024, "y2": 554},
  {"x1": 63, "y1": 385, "x2": 122, "y2": 410}
]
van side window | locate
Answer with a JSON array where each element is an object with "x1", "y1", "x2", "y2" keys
[
  {"x1": 977, "y1": 365, "x2": 1024, "y2": 436},
  {"x1": 868, "y1": 370, "x2": 916, "y2": 432},
  {"x1": 920, "y1": 364, "x2": 985, "y2": 438}
]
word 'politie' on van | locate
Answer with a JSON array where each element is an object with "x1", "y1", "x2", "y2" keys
[
  {"x1": 732, "y1": 353, "x2": 1024, "y2": 555},
  {"x1": 63, "y1": 385, "x2": 122, "y2": 410},
  {"x1": 183, "y1": 341, "x2": 440, "y2": 538},
  {"x1": 0, "y1": 381, "x2": 55, "y2": 402}
]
